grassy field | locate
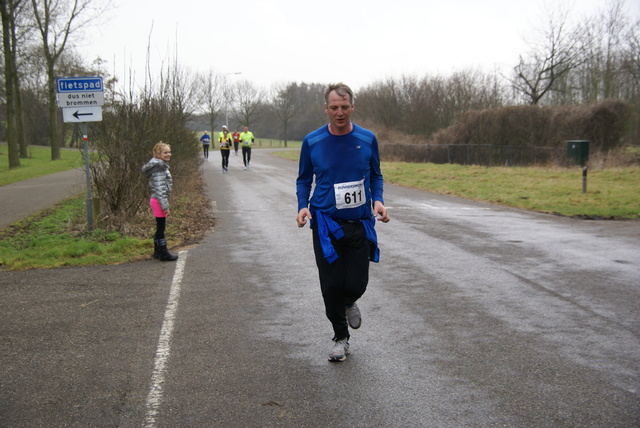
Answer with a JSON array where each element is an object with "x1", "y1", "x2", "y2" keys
[
  {"x1": 274, "y1": 150, "x2": 640, "y2": 219},
  {"x1": 1, "y1": 145, "x2": 638, "y2": 270},
  {"x1": 382, "y1": 163, "x2": 639, "y2": 218},
  {"x1": 0, "y1": 143, "x2": 84, "y2": 186},
  {"x1": 0, "y1": 143, "x2": 85, "y2": 186}
]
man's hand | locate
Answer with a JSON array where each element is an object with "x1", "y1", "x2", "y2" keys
[
  {"x1": 373, "y1": 201, "x2": 390, "y2": 223},
  {"x1": 296, "y1": 208, "x2": 312, "y2": 228}
]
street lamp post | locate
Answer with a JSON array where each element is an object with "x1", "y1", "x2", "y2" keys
[{"x1": 225, "y1": 72, "x2": 242, "y2": 128}]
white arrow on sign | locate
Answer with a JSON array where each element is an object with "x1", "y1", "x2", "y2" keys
[{"x1": 62, "y1": 106, "x2": 103, "y2": 123}]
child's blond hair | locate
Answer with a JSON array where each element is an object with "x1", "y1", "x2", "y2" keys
[{"x1": 153, "y1": 141, "x2": 171, "y2": 158}]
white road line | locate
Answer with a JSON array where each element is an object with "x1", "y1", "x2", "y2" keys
[
  {"x1": 143, "y1": 251, "x2": 188, "y2": 428},
  {"x1": 389, "y1": 204, "x2": 492, "y2": 211}
]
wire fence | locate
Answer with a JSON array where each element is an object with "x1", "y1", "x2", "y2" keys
[{"x1": 380, "y1": 144, "x2": 564, "y2": 166}]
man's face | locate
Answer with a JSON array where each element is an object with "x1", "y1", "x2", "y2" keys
[
  {"x1": 243, "y1": 126, "x2": 248, "y2": 132},
  {"x1": 325, "y1": 90, "x2": 354, "y2": 134}
]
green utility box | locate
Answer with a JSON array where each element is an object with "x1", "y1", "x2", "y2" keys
[{"x1": 567, "y1": 140, "x2": 590, "y2": 165}]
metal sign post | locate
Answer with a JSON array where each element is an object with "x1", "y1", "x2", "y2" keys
[{"x1": 81, "y1": 123, "x2": 94, "y2": 232}]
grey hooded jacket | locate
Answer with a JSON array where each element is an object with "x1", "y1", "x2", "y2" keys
[{"x1": 142, "y1": 157, "x2": 173, "y2": 211}]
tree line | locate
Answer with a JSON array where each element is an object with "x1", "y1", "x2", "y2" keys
[
  {"x1": 194, "y1": 0, "x2": 640, "y2": 149},
  {"x1": 1, "y1": 0, "x2": 110, "y2": 168},
  {"x1": 1, "y1": 0, "x2": 639, "y2": 173}
]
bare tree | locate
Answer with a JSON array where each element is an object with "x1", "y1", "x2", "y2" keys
[
  {"x1": 270, "y1": 81, "x2": 301, "y2": 147},
  {"x1": 357, "y1": 77, "x2": 407, "y2": 129},
  {"x1": 621, "y1": 17, "x2": 640, "y2": 144},
  {"x1": 232, "y1": 78, "x2": 265, "y2": 128},
  {"x1": 1, "y1": 0, "x2": 21, "y2": 168},
  {"x1": 573, "y1": 0, "x2": 630, "y2": 103},
  {"x1": 622, "y1": 18, "x2": 640, "y2": 95},
  {"x1": 198, "y1": 70, "x2": 225, "y2": 134},
  {"x1": 405, "y1": 75, "x2": 457, "y2": 137},
  {"x1": 280, "y1": 82, "x2": 325, "y2": 140},
  {"x1": 1, "y1": 0, "x2": 32, "y2": 167},
  {"x1": 158, "y1": 63, "x2": 199, "y2": 121},
  {"x1": 511, "y1": 4, "x2": 583, "y2": 105},
  {"x1": 30, "y1": 0, "x2": 105, "y2": 160},
  {"x1": 357, "y1": 72, "x2": 506, "y2": 138},
  {"x1": 297, "y1": 82, "x2": 327, "y2": 132},
  {"x1": 11, "y1": 0, "x2": 31, "y2": 158}
]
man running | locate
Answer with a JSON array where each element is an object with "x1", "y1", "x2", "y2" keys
[
  {"x1": 296, "y1": 83, "x2": 390, "y2": 362},
  {"x1": 239, "y1": 126, "x2": 255, "y2": 170}
]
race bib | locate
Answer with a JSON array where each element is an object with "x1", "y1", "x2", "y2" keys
[{"x1": 334, "y1": 179, "x2": 365, "y2": 210}]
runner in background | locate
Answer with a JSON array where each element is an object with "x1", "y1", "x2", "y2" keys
[
  {"x1": 218, "y1": 126, "x2": 232, "y2": 173},
  {"x1": 232, "y1": 129, "x2": 240, "y2": 156},
  {"x1": 200, "y1": 131, "x2": 211, "y2": 161},
  {"x1": 239, "y1": 126, "x2": 255, "y2": 170}
]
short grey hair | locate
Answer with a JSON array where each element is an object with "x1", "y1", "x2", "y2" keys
[{"x1": 324, "y1": 83, "x2": 354, "y2": 105}]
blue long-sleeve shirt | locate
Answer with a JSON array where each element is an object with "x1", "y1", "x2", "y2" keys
[
  {"x1": 296, "y1": 123, "x2": 384, "y2": 262},
  {"x1": 296, "y1": 124, "x2": 384, "y2": 220}
]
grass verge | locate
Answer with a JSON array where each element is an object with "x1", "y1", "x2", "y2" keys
[
  {"x1": 273, "y1": 150, "x2": 640, "y2": 219},
  {"x1": 0, "y1": 143, "x2": 84, "y2": 186},
  {"x1": 0, "y1": 197, "x2": 152, "y2": 270},
  {"x1": 382, "y1": 163, "x2": 639, "y2": 218},
  {"x1": 0, "y1": 183, "x2": 214, "y2": 271}
]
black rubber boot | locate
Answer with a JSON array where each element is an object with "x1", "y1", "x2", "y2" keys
[
  {"x1": 152, "y1": 236, "x2": 160, "y2": 259},
  {"x1": 156, "y1": 238, "x2": 178, "y2": 261}
]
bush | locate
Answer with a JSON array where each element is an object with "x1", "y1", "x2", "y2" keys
[
  {"x1": 89, "y1": 98, "x2": 201, "y2": 234},
  {"x1": 431, "y1": 99, "x2": 633, "y2": 152}
]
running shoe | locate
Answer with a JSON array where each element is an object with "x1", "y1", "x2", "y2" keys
[
  {"x1": 346, "y1": 303, "x2": 361, "y2": 329},
  {"x1": 328, "y1": 339, "x2": 350, "y2": 362}
]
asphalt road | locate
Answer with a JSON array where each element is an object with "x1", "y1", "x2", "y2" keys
[
  {"x1": 1, "y1": 149, "x2": 639, "y2": 427},
  {"x1": 0, "y1": 168, "x2": 86, "y2": 229}
]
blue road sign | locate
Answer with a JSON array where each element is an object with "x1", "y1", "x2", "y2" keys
[{"x1": 56, "y1": 76, "x2": 103, "y2": 93}]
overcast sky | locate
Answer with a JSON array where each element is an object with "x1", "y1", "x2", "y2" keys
[{"x1": 79, "y1": 0, "x2": 640, "y2": 92}]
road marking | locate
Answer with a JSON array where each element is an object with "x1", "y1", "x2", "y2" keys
[
  {"x1": 388, "y1": 204, "x2": 492, "y2": 211},
  {"x1": 143, "y1": 251, "x2": 188, "y2": 427}
]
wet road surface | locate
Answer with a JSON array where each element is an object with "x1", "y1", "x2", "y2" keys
[{"x1": 1, "y1": 150, "x2": 638, "y2": 427}]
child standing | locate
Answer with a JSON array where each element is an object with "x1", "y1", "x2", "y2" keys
[{"x1": 142, "y1": 142, "x2": 178, "y2": 261}]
